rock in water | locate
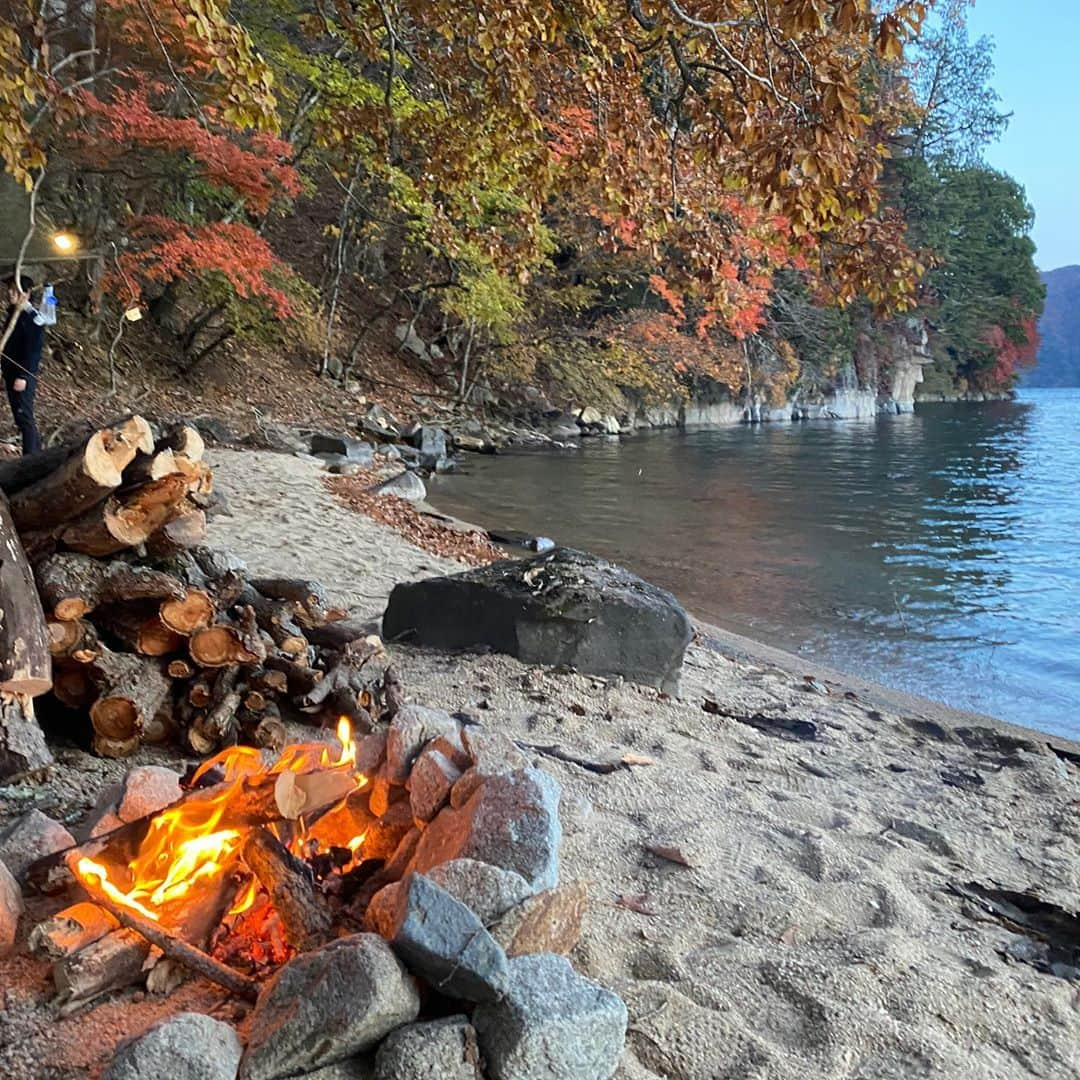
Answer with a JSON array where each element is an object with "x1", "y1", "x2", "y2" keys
[
  {"x1": 104, "y1": 1012, "x2": 243, "y2": 1080},
  {"x1": 473, "y1": 953, "x2": 628, "y2": 1080},
  {"x1": 375, "y1": 1016, "x2": 483, "y2": 1080},
  {"x1": 382, "y1": 548, "x2": 692, "y2": 693},
  {"x1": 384, "y1": 873, "x2": 510, "y2": 1003},
  {"x1": 241, "y1": 934, "x2": 420, "y2": 1080}
]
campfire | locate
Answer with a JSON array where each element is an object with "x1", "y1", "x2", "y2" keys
[{"x1": 0, "y1": 416, "x2": 628, "y2": 1078}]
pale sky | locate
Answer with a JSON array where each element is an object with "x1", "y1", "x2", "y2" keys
[{"x1": 966, "y1": 0, "x2": 1080, "y2": 270}]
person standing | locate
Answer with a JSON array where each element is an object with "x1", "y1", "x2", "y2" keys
[{"x1": 2, "y1": 272, "x2": 43, "y2": 455}]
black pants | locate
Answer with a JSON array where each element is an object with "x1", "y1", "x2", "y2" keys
[{"x1": 5, "y1": 376, "x2": 41, "y2": 455}]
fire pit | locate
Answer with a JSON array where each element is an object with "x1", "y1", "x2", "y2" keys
[{"x1": 20, "y1": 708, "x2": 627, "y2": 1079}]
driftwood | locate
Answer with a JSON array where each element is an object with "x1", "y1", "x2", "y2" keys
[
  {"x1": 9, "y1": 416, "x2": 154, "y2": 533},
  {"x1": 242, "y1": 827, "x2": 333, "y2": 951}
]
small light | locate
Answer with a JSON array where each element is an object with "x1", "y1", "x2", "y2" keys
[{"x1": 52, "y1": 231, "x2": 78, "y2": 253}]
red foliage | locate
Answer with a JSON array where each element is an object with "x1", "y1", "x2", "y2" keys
[
  {"x1": 79, "y1": 85, "x2": 300, "y2": 214},
  {"x1": 116, "y1": 217, "x2": 292, "y2": 317},
  {"x1": 982, "y1": 317, "x2": 1040, "y2": 389}
]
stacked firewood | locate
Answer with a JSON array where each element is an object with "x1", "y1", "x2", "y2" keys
[{"x1": 0, "y1": 415, "x2": 384, "y2": 764}]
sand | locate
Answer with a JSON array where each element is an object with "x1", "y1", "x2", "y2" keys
[{"x1": 2, "y1": 447, "x2": 1078, "y2": 1079}]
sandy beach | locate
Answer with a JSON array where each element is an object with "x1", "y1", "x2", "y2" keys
[{"x1": 2, "y1": 447, "x2": 1078, "y2": 1079}]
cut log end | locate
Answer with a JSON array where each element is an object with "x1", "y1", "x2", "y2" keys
[
  {"x1": 190, "y1": 625, "x2": 258, "y2": 667},
  {"x1": 160, "y1": 589, "x2": 215, "y2": 635}
]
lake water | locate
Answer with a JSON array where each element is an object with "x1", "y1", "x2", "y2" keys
[{"x1": 427, "y1": 388, "x2": 1080, "y2": 741}]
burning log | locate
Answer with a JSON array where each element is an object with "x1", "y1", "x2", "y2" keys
[
  {"x1": 29, "y1": 901, "x2": 120, "y2": 959},
  {"x1": 8, "y1": 416, "x2": 154, "y2": 533},
  {"x1": 242, "y1": 828, "x2": 333, "y2": 951},
  {"x1": 73, "y1": 866, "x2": 260, "y2": 1001}
]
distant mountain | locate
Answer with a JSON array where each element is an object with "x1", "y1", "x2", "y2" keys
[{"x1": 1028, "y1": 266, "x2": 1080, "y2": 387}]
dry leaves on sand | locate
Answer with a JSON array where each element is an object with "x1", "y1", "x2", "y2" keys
[{"x1": 325, "y1": 475, "x2": 504, "y2": 566}]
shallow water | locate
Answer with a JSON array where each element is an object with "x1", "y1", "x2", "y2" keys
[{"x1": 428, "y1": 388, "x2": 1080, "y2": 740}]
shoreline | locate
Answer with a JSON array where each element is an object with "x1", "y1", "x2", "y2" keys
[{"x1": 416, "y1": 491, "x2": 1080, "y2": 761}]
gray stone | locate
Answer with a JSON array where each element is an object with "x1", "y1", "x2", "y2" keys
[
  {"x1": 374, "y1": 1017, "x2": 483, "y2": 1080},
  {"x1": 412, "y1": 425, "x2": 448, "y2": 466},
  {"x1": 382, "y1": 548, "x2": 692, "y2": 693},
  {"x1": 386, "y1": 705, "x2": 460, "y2": 783},
  {"x1": 0, "y1": 858, "x2": 23, "y2": 956},
  {"x1": 355, "y1": 730, "x2": 388, "y2": 775},
  {"x1": 426, "y1": 859, "x2": 531, "y2": 927},
  {"x1": 105, "y1": 1012, "x2": 243, "y2": 1080},
  {"x1": 473, "y1": 954, "x2": 627, "y2": 1080},
  {"x1": 0, "y1": 809, "x2": 74, "y2": 881},
  {"x1": 408, "y1": 767, "x2": 561, "y2": 893},
  {"x1": 241, "y1": 934, "x2": 420, "y2": 1080},
  {"x1": 311, "y1": 433, "x2": 374, "y2": 462},
  {"x1": 377, "y1": 445, "x2": 402, "y2": 461},
  {"x1": 362, "y1": 405, "x2": 403, "y2": 442},
  {"x1": 119, "y1": 765, "x2": 182, "y2": 821},
  {"x1": 385, "y1": 873, "x2": 510, "y2": 1003},
  {"x1": 407, "y1": 748, "x2": 461, "y2": 822},
  {"x1": 88, "y1": 765, "x2": 182, "y2": 839},
  {"x1": 453, "y1": 434, "x2": 495, "y2": 454},
  {"x1": 328, "y1": 461, "x2": 364, "y2": 476},
  {"x1": 254, "y1": 423, "x2": 310, "y2": 455},
  {"x1": 372, "y1": 471, "x2": 427, "y2": 503}
]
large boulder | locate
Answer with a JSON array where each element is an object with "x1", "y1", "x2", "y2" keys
[
  {"x1": 383, "y1": 548, "x2": 692, "y2": 693},
  {"x1": 241, "y1": 934, "x2": 419, "y2": 1080},
  {"x1": 372, "y1": 471, "x2": 427, "y2": 504}
]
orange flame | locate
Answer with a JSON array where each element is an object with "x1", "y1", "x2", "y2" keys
[{"x1": 72, "y1": 719, "x2": 367, "y2": 926}]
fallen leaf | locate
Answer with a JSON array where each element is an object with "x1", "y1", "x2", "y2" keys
[
  {"x1": 778, "y1": 925, "x2": 799, "y2": 945},
  {"x1": 645, "y1": 843, "x2": 695, "y2": 868},
  {"x1": 570, "y1": 703, "x2": 586, "y2": 716},
  {"x1": 616, "y1": 893, "x2": 659, "y2": 916}
]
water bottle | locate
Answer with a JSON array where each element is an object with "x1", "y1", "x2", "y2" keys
[{"x1": 35, "y1": 284, "x2": 57, "y2": 327}]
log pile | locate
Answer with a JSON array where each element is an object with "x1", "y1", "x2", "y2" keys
[{"x1": 0, "y1": 415, "x2": 384, "y2": 772}]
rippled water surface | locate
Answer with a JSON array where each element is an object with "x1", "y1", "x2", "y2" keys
[{"x1": 428, "y1": 388, "x2": 1080, "y2": 739}]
